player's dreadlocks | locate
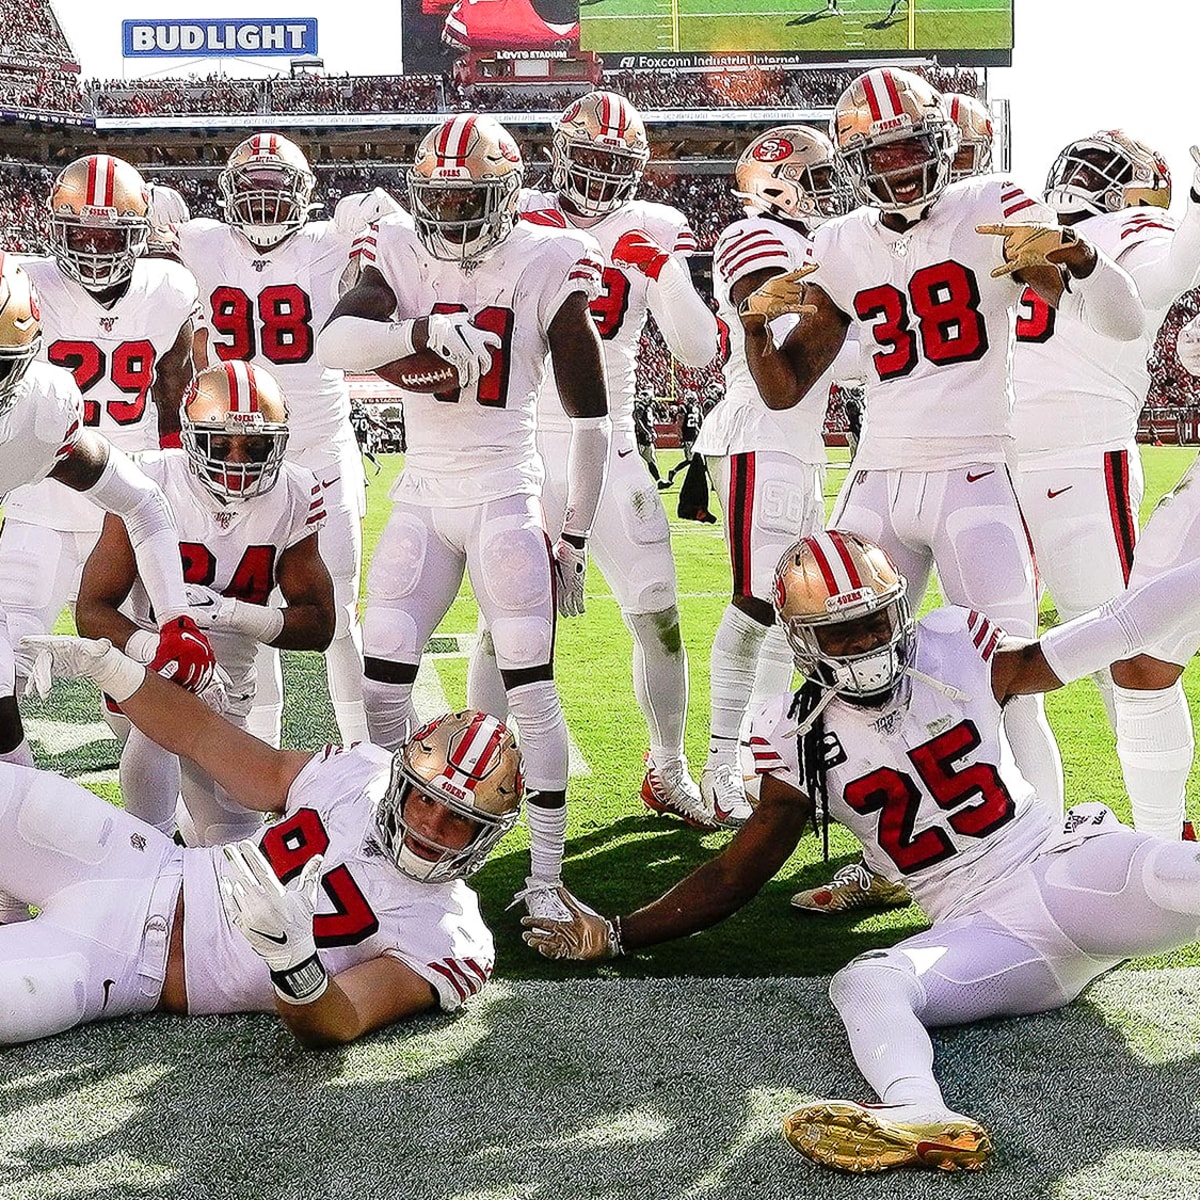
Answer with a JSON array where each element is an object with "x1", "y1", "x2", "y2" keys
[{"x1": 788, "y1": 678, "x2": 838, "y2": 861}]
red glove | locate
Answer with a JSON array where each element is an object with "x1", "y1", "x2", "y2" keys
[
  {"x1": 150, "y1": 615, "x2": 216, "y2": 694},
  {"x1": 611, "y1": 230, "x2": 671, "y2": 282}
]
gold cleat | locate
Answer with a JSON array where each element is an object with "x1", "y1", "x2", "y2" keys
[
  {"x1": 782, "y1": 1100, "x2": 993, "y2": 1173},
  {"x1": 790, "y1": 861, "x2": 911, "y2": 914}
]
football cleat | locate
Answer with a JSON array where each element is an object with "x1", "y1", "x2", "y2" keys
[
  {"x1": 513, "y1": 876, "x2": 576, "y2": 923},
  {"x1": 641, "y1": 753, "x2": 715, "y2": 830},
  {"x1": 699, "y1": 763, "x2": 754, "y2": 829},
  {"x1": 783, "y1": 1100, "x2": 993, "y2": 1173},
  {"x1": 790, "y1": 860, "x2": 911, "y2": 914}
]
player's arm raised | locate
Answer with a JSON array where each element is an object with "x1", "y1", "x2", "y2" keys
[
  {"x1": 547, "y1": 288, "x2": 611, "y2": 618},
  {"x1": 153, "y1": 317, "x2": 195, "y2": 448},
  {"x1": 991, "y1": 555, "x2": 1200, "y2": 703},
  {"x1": 523, "y1": 772, "x2": 812, "y2": 960},
  {"x1": 737, "y1": 267, "x2": 850, "y2": 409}
]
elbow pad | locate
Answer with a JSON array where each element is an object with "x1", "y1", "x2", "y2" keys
[
  {"x1": 649, "y1": 257, "x2": 720, "y2": 368},
  {"x1": 1058, "y1": 254, "x2": 1144, "y2": 342},
  {"x1": 561, "y1": 416, "x2": 612, "y2": 538},
  {"x1": 86, "y1": 449, "x2": 189, "y2": 621},
  {"x1": 316, "y1": 315, "x2": 415, "y2": 371},
  {"x1": 1040, "y1": 558, "x2": 1200, "y2": 683}
]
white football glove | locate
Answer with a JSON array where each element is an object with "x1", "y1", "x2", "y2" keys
[
  {"x1": 552, "y1": 536, "x2": 588, "y2": 618},
  {"x1": 220, "y1": 839, "x2": 329, "y2": 1003},
  {"x1": 521, "y1": 891, "x2": 621, "y2": 961},
  {"x1": 425, "y1": 312, "x2": 502, "y2": 391},
  {"x1": 185, "y1": 584, "x2": 239, "y2": 632},
  {"x1": 21, "y1": 635, "x2": 146, "y2": 704}
]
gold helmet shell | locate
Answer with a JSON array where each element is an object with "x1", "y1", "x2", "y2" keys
[
  {"x1": 180, "y1": 361, "x2": 290, "y2": 501},
  {"x1": 218, "y1": 132, "x2": 317, "y2": 248},
  {"x1": 0, "y1": 253, "x2": 42, "y2": 415},
  {"x1": 944, "y1": 93, "x2": 994, "y2": 182},
  {"x1": 1044, "y1": 129, "x2": 1171, "y2": 217},
  {"x1": 734, "y1": 124, "x2": 844, "y2": 225},
  {"x1": 377, "y1": 710, "x2": 524, "y2": 882},
  {"x1": 551, "y1": 90, "x2": 650, "y2": 216}
]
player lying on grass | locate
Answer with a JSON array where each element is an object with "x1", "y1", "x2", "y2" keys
[
  {"x1": 4, "y1": 641, "x2": 521, "y2": 1047},
  {"x1": 522, "y1": 530, "x2": 1200, "y2": 1175}
]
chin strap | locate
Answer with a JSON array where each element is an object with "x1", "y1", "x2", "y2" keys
[{"x1": 904, "y1": 666, "x2": 972, "y2": 704}]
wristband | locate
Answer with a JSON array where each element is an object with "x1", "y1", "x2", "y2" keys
[
  {"x1": 232, "y1": 600, "x2": 286, "y2": 645},
  {"x1": 124, "y1": 628, "x2": 159, "y2": 663},
  {"x1": 94, "y1": 645, "x2": 147, "y2": 704},
  {"x1": 608, "y1": 915, "x2": 625, "y2": 958},
  {"x1": 270, "y1": 954, "x2": 330, "y2": 1004}
]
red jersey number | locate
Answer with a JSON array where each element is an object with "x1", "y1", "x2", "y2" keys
[
  {"x1": 259, "y1": 808, "x2": 380, "y2": 947},
  {"x1": 209, "y1": 284, "x2": 314, "y2": 366},
  {"x1": 1015, "y1": 286, "x2": 1055, "y2": 343},
  {"x1": 589, "y1": 268, "x2": 631, "y2": 340},
  {"x1": 178, "y1": 542, "x2": 277, "y2": 606},
  {"x1": 428, "y1": 303, "x2": 515, "y2": 408},
  {"x1": 47, "y1": 338, "x2": 156, "y2": 427}
]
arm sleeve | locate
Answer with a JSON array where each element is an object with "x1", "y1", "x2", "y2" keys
[
  {"x1": 647, "y1": 255, "x2": 719, "y2": 367},
  {"x1": 1117, "y1": 204, "x2": 1200, "y2": 311},
  {"x1": 561, "y1": 415, "x2": 612, "y2": 538},
  {"x1": 316, "y1": 315, "x2": 415, "y2": 371},
  {"x1": 83, "y1": 447, "x2": 188, "y2": 622},
  {"x1": 1039, "y1": 557, "x2": 1200, "y2": 683},
  {"x1": 1057, "y1": 247, "x2": 1145, "y2": 342}
]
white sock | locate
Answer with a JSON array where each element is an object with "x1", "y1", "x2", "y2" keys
[
  {"x1": 505, "y1": 680, "x2": 568, "y2": 792},
  {"x1": 829, "y1": 960, "x2": 949, "y2": 1118},
  {"x1": 1115, "y1": 682, "x2": 1193, "y2": 839},
  {"x1": 525, "y1": 799, "x2": 567, "y2": 884},
  {"x1": 1004, "y1": 693, "x2": 1064, "y2": 815},
  {"x1": 465, "y1": 626, "x2": 511, "y2": 722},
  {"x1": 247, "y1": 642, "x2": 283, "y2": 748},
  {"x1": 753, "y1": 624, "x2": 795, "y2": 703},
  {"x1": 625, "y1": 606, "x2": 688, "y2": 764},
  {"x1": 326, "y1": 629, "x2": 369, "y2": 744},
  {"x1": 707, "y1": 604, "x2": 768, "y2": 768},
  {"x1": 119, "y1": 727, "x2": 181, "y2": 835},
  {"x1": 363, "y1": 677, "x2": 415, "y2": 753}
]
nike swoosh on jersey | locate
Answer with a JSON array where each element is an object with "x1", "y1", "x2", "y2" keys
[
  {"x1": 966, "y1": 470, "x2": 995, "y2": 483},
  {"x1": 1046, "y1": 485, "x2": 1073, "y2": 498},
  {"x1": 321, "y1": 475, "x2": 341, "y2": 489},
  {"x1": 617, "y1": 448, "x2": 634, "y2": 457}
]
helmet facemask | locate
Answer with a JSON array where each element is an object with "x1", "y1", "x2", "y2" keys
[
  {"x1": 1044, "y1": 134, "x2": 1170, "y2": 218},
  {"x1": 50, "y1": 214, "x2": 148, "y2": 292},
  {"x1": 552, "y1": 134, "x2": 648, "y2": 217},
  {"x1": 0, "y1": 332, "x2": 41, "y2": 417},
  {"x1": 408, "y1": 170, "x2": 519, "y2": 263},
  {"x1": 841, "y1": 128, "x2": 956, "y2": 218},
  {"x1": 218, "y1": 159, "x2": 316, "y2": 249},
  {"x1": 181, "y1": 414, "x2": 289, "y2": 502}
]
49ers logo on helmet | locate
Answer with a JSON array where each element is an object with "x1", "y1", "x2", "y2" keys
[
  {"x1": 499, "y1": 137, "x2": 521, "y2": 163},
  {"x1": 753, "y1": 137, "x2": 794, "y2": 163},
  {"x1": 774, "y1": 575, "x2": 788, "y2": 611}
]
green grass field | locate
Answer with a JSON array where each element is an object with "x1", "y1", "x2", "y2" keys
[
  {"x1": 8, "y1": 444, "x2": 1200, "y2": 1199},
  {"x1": 580, "y1": 0, "x2": 1013, "y2": 58}
]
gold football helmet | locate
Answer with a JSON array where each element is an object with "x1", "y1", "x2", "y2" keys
[
  {"x1": 180, "y1": 361, "x2": 290, "y2": 501},
  {"x1": 376, "y1": 710, "x2": 524, "y2": 883},
  {"x1": 734, "y1": 125, "x2": 845, "y2": 225},
  {"x1": 833, "y1": 68, "x2": 957, "y2": 216},
  {"x1": 1044, "y1": 130, "x2": 1171, "y2": 217},
  {"x1": 0, "y1": 253, "x2": 42, "y2": 415},
  {"x1": 551, "y1": 90, "x2": 650, "y2": 217},
  {"x1": 773, "y1": 531, "x2": 914, "y2": 700},
  {"x1": 944, "y1": 93, "x2": 993, "y2": 182},
  {"x1": 217, "y1": 133, "x2": 317, "y2": 248},
  {"x1": 47, "y1": 154, "x2": 151, "y2": 291},
  {"x1": 409, "y1": 113, "x2": 523, "y2": 263}
]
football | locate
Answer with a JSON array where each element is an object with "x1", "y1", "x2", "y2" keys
[{"x1": 376, "y1": 348, "x2": 458, "y2": 393}]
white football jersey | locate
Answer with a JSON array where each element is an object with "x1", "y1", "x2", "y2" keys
[
  {"x1": 810, "y1": 176, "x2": 1055, "y2": 471},
  {"x1": 0, "y1": 361, "x2": 83, "y2": 503},
  {"x1": 1013, "y1": 208, "x2": 1177, "y2": 463},
  {"x1": 5, "y1": 256, "x2": 199, "y2": 532},
  {"x1": 518, "y1": 189, "x2": 697, "y2": 436},
  {"x1": 362, "y1": 215, "x2": 604, "y2": 507},
  {"x1": 121, "y1": 450, "x2": 325, "y2": 691},
  {"x1": 181, "y1": 742, "x2": 494, "y2": 1015},
  {"x1": 177, "y1": 213, "x2": 389, "y2": 455},
  {"x1": 747, "y1": 606, "x2": 1055, "y2": 922},
  {"x1": 695, "y1": 215, "x2": 828, "y2": 463}
]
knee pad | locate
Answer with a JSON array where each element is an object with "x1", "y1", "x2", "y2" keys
[
  {"x1": 490, "y1": 615, "x2": 553, "y2": 670},
  {"x1": 0, "y1": 948, "x2": 89, "y2": 1044},
  {"x1": 368, "y1": 513, "x2": 429, "y2": 603},
  {"x1": 1141, "y1": 841, "x2": 1200, "y2": 917},
  {"x1": 617, "y1": 479, "x2": 671, "y2": 548},
  {"x1": 479, "y1": 523, "x2": 551, "y2": 612},
  {"x1": 830, "y1": 948, "x2": 927, "y2": 1013},
  {"x1": 363, "y1": 603, "x2": 422, "y2": 663},
  {"x1": 624, "y1": 607, "x2": 684, "y2": 657},
  {"x1": 0, "y1": 523, "x2": 63, "y2": 614}
]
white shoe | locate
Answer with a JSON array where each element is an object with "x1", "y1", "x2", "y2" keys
[
  {"x1": 641, "y1": 753, "x2": 716, "y2": 829},
  {"x1": 699, "y1": 764, "x2": 754, "y2": 829},
  {"x1": 511, "y1": 876, "x2": 574, "y2": 923}
]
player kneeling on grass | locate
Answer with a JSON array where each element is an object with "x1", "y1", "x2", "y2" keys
[
  {"x1": 76, "y1": 361, "x2": 337, "y2": 846},
  {"x1": 522, "y1": 530, "x2": 1200, "y2": 1174},
  {"x1": 5, "y1": 637, "x2": 521, "y2": 1046}
]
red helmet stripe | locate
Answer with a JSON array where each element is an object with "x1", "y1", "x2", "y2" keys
[
  {"x1": 436, "y1": 115, "x2": 477, "y2": 164},
  {"x1": 244, "y1": 363, "x2": 259, "y2": 413},
  {"x1": 881, "y1": 69, "x2": 903, "y2": 114},
  {"x1": 85, "y1": 155, "x2": 100, "y2": 207},
  {"x1": 805, "y1": 535, "x2": 842, "y2": 597},
  {"x1": 223, "y1": 362, "x2": 240, "y2": 410},
  {"x1": 446, "y1": 711, "x2": 504, "y2": 785},
  {"x1": 826, "y1": 530, "x2": 864, "y2": 588},
  {"x1": 103, "y1": 156, "x2": 116, "y2": 207},
  {"x1": 950, "y1": 95, "x2": 961, "y2": 123},
  {"x1": 861, "y1": 73, "x2": 884, "y2": 123},
  {"x1": 599, "y1": 92, "x2": 610, "y2": 133}
]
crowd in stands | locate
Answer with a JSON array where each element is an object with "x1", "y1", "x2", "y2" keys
[
  {"x1": 0, "y1": 0, "x2": 74, "y2": 64},
  {"x1": 0, "y1": 66, "x2": 83, "y2": 115},
  {"x1": 1147, "y1": 289, "x2": 1200, "y2": 407}
]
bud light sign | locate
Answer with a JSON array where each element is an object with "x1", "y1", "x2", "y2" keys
[{"x1": 122, "y1": 18, "x2": 318, "y2": 57}]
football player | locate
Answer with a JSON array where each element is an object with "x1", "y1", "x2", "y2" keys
[
  {"x1": 943, "y1": 92, "x2": 993, "y2": 183},
  {"x1": 76, "y1": 362, "x2": 336, "y2": 846},
  {"x1": 1013, "y1": 131, "x2": 1200, "y2": 841},
  {"x1": 467, "y1": 90, "x2": 720, "y2": 828},
  {"x1": 1, "y1": 649, "x2": 518, "y2": 1047},
  {"x1": 741, "y1": 68, "x2": 1145, "y2": 906},
  {"x1": 172, "y1": 132, "x2": 403, "y2": 748},
  {"x1": 316, "y1": 114, "x2": 610, "y2": 924},
  {"x1": 522, "y1": 530, "x2": 1200, "y2": 1174},
  {"x1": 0, "y1": 155, "x2": 198, "y2": 694},
  {"x1": 692, "y1": 124, "x2": 855, "y2": 827}
]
